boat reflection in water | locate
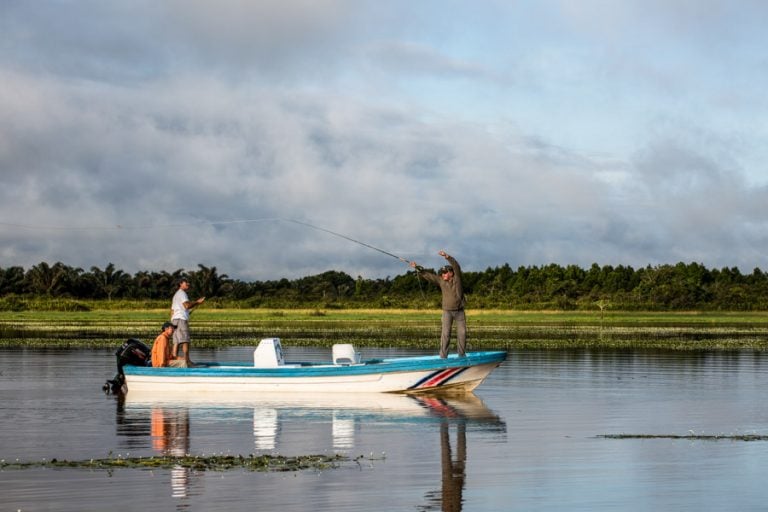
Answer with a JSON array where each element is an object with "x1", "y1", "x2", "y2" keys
[{"x1": 116, "y1": 391, "x2": 505, "y2": 510}]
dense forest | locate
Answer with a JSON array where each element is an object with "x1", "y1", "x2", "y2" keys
[{"x1": 1, "y1": 261, "x2": 768, "y2": 311}]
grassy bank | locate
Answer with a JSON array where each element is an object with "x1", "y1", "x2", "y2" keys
[
  {"x1": 1, "y1": 309, "x2": 767, "y2": 351},
  {"x1": 1, "y1": 307, "x2": 766, "y2": 323}
]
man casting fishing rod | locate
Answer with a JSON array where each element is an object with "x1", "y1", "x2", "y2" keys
[
  {"x1": 410, "y1": 251, "x2": 467, "y2": 359},
  {"x1": 277, "y1": 221, "x2": 470, "y2": 358}
]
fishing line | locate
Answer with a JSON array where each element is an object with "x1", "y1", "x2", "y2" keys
[
  {"x1": 281, "y1": 219, "x2": 413, "y2": 265},
  {"x1": 0, "y1": 218, "x2": 282, "y2": 231},
  {"x1": 2, "y1": 216, "x2": 427, "y2": 296},
  {"x1": 279, "y1": 220, "x2": 427, "y2": 298},
  {"x1": 0, "y1": 217, "x2": 414, "y2": 265}
]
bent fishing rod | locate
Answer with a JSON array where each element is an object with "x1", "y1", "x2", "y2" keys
[
  {"x1": 282, "y1": 219, "x2": 413, "y2": 266},
  {"x1": 281, "y1": 219, "x2": 428, "y2": 298}
]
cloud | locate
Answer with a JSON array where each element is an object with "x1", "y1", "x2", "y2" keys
[
  {"x1": 1, "y1": 63, "x2": 765, "y2": 278},
  {"x1": 368, "y1": 41, "x2": 495, "y2": 81},
  {"x1": 1, "y1": 1, "x2": 767, "y2": 280}
]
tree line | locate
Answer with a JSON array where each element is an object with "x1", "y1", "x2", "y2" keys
[{"x1": 1, "y1": 261, "x2": 767, "y2": 311}]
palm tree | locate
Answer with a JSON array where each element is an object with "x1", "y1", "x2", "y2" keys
[
  {"x1": 24, "y1": 262, "x2": 80, "y2": 296},
  {"x1": 90, "y1": 263, "x2": 128, "y2": 300},
  {"x1": 131, "y1": 270, "x2": 153, "y2": 299},
  {"x1": 189, "y1": 264, "x2": 232, "y2": 298},
  {"x1": 0, "y1": 266, "x2": 25, "y2": 295}
]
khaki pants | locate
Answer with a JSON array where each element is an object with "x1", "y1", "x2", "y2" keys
[{"x1": 440, "y1": 309, "x2": 467, "y2": 358}]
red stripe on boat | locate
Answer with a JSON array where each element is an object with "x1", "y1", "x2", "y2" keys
[{"x1": 416, "y1": 367, "x2": 462, "y2": 388}]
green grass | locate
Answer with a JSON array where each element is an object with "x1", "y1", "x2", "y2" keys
[
  {"x1": 1, "y1": 309, "x2": 767, "y2": 350},
  {"x1": 1, "y1": 308, "x2": 766, "y2": 323}
]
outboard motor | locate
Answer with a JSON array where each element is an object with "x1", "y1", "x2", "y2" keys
[
  {"x1": 116, "y1": 338, "x2": 151, "y2": 371},
  {"x1": 103, "y1": 338, "x2": 151, "y2": 395}
]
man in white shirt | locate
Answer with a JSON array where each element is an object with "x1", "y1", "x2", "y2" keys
[{"x1": 171, "y1": 277, "x2": 205, "y2": 367}]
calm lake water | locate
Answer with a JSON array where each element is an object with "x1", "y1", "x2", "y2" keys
[{"x1": 2, "y1": 346, "x2": 768, "y2": 511}]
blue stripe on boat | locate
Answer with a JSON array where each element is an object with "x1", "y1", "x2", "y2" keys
[{"x1": 408, "y1": 366, "x2": 469, "y2": 389}]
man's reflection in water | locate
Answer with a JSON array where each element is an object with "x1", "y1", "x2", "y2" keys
[
  {"x1": 151, "y1": 407, "x2": 192, "y2": 503},
  {"x1": 420, "y1": 397, "x2": 468, "y2": 512},
  {"x1": 151, "y1": 408, "x2": 190, "y2": 454},
  {"x1": 439, "y1": 421, "x2": 466, "y2": 512}
]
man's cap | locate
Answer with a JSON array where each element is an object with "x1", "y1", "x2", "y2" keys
[
  {"x1": 162, "y1": 321, "x2": 175, "y2": 330},
  {"x1": 439, "y1": 265, "x2": 454, "y2": 274}
]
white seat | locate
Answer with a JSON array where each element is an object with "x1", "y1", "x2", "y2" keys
[
  {"x1": 332, "y1": 343, "x2": 360, "y2": 365},
  {"x1": 254, "y1": 338, "x2": 285, "y2": 367}
]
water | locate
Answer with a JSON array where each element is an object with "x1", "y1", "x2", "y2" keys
[{"x1": 2, "y1": 347, "x2": 768, "y2": 511}]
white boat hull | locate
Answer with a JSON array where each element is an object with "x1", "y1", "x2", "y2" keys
[{"x1": 122, "y1": 351, "x2": 506, "y2": 395}]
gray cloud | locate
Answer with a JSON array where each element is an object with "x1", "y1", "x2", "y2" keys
[
  {"x1": 0, "y1": 75, "x2": 764, "y2": 278},
  {"x1": 1, "y1": 2, "x2": 767, "y2": 280},
  {"x1": 368, "y1": 41, "x2": 495, "y2": 82}
]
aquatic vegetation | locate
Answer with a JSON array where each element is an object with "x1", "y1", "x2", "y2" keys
[
  {"x1": 0, "y1": 453, "x2": 350, "y2": 472},
  {"x1": 1, "y1": 309, "x2": 767, "y2": 350},
  {"x1": 598, "y1": 434, "x2": 768, "y2": 441}
]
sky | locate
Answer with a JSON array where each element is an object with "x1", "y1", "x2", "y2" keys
[{"x1": 2, "y1": 0, "x2": 768, "y2": 281}]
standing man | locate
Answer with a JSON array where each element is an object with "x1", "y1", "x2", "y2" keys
[
  {"x1": 410, "y1": 250, "x2": 467, "y2": 358},
  {"x1": 171, "y1": 277, "x2": 205, "y2": 367},
  {"x1": 151, "y1": 322, "x2": 186, "y2": 368}
]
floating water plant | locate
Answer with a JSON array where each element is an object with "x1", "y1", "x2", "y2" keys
[
  {"x1": 0, "y1": 453, "x2": 350, "y2": 472},
  {"x1": 598, "y1": 434, "x2": 768, "y2": 441}
]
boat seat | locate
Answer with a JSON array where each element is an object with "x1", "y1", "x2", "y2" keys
[
  {"x1": 254, "y1": 338, "x2": 286, "y2": 368},
  {"x1": 332, "y1": 343, "x2": 361, "y2": 365}
]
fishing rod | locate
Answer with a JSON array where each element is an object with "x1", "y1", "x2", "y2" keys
[
  {"x1": 281, "y1": 219, "x2": 427, "y2": 298},
  {"x1": 282, "y1": 218, "x2": 413, "y2": 266}
]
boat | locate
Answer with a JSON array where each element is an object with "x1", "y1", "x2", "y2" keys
[{"x1": 110, "y1": 337, "x2": 506, "y2": 395}]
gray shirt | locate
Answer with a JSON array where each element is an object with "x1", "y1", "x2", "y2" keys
[{"x1": 417, "y1": 255, "x2": 466, "y2": 311}]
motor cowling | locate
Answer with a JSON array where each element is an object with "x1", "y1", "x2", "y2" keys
[
  {"x1": 116, "y1": 338, "x2": 151, "y2": 372},
  {"x1": 104, "y1": 338, "x2": 151, "y2": 395}
]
